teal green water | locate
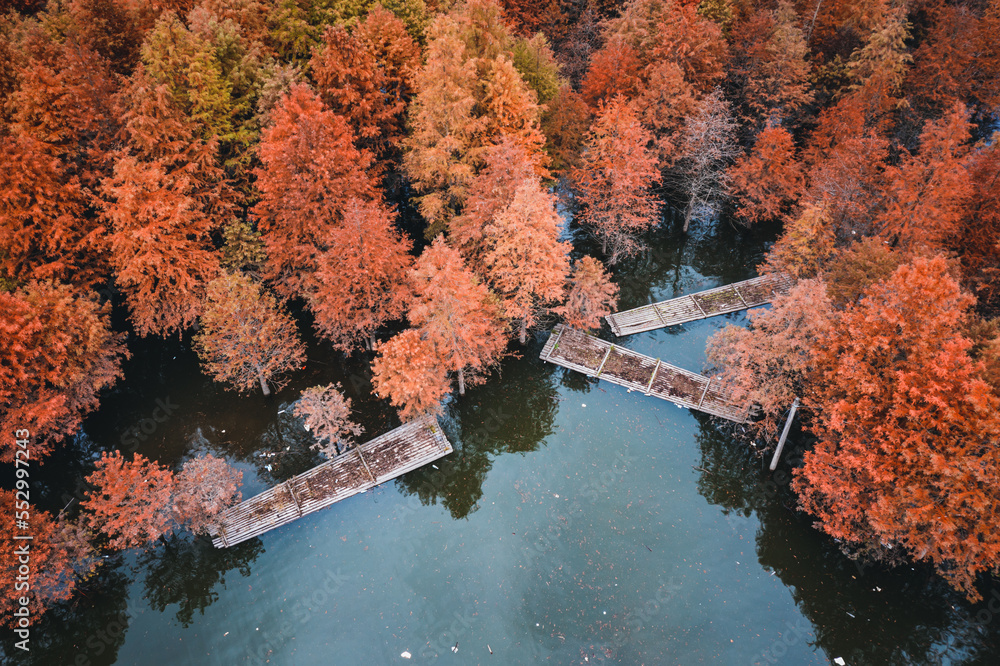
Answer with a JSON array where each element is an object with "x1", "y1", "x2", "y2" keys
[{"x1": 8, "y1": 220, "x2": 1000, "y2": 665}]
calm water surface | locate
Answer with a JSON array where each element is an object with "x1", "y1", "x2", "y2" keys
[{"x1": 7, "y1": 217, "x2": 1000, "y2": 665}]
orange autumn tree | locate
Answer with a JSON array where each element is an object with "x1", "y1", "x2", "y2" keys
[
  {"x1": 10, "y1": 28, "x2": 120, "y2": 190},
  {"x1": 956, "y1": 142, "x2": 1000, "y2": 309},
  {"x1": 726, "y1": 1, "x2": 813, "y2": 128},
  {"x1": 553, "y1": 256, "x2": 619, "y2": 332},
  {"x1": 82, "y1": 451, "x2": 177, "y2": 550},
  {"x1": 541, "y1": 84, "x2": 592, "y2": 175},
  {"x1": 192, "y1": 273, "x2": 306, "y2": 396},
  {"x1": 293, "y1": 383, "x2": 363, "y2": 458},
  {"x1": 373, "y1": 238, "x2": 507, "y2": 417},
  {"x1": 403, "y1": 14, "x2": 483, "y2": 237},
  {"x1": 876, "y1": 102, "x2": 974, "y2": 253},
  {"x1": 449, "y1": 136, "x2": 544, "y2": 261},
  {"x1": 253, "y1": 83, "x2": 377, "y2": 301},
  {"x1": 580, "y1": 35, "x2": 642, "y2": 108},
  {"x1": 478, "y1": 179, "x2": 572, "y2": 342},
  {"x1": 449, "y1": 136, "x2": 569, "y2": 342},
  {"x1": 0, "y1": 491, "x2": 94, "y2": 628},
  {"x1": 101, "y1": 69, "x2": 233, "y2": 337},
  {"x1": 706, "y1": 279, "x2": 836, "y2": 436},
  {"x1": 372, "y1": 329, "x2": 452, "y2": 420},
  {"x1": 309, "y1": 198, "x2": 413, "y2": 352},
  {"x1": 0, "y1": 132, "x2": 100, "y2": 289},
  {"x1": 572, "y1": 96, "x2": 661, "y2": 263},
  {"x1": 0, "y1": 282, "x2": 128, "y2": 463},
  {"x1": 172, "y1": 454, "x2": 243, "y2": 534},
  {"x1": 729, "y1": 124, "x2": 804, "y2": 226},
  {"x1": 310, "y1": 6, "x2": 420, "y2": 155},
  {"x1": 794, "y1": 257, "x2": 1000, "y2": 601},
  {"x1": 404, "y1": 238, "x2": 507, "y2": 395},
  {"x1": 404, "y1": 1, "x2": 544, "y2": 238}
]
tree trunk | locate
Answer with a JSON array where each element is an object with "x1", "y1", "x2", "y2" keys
[
  {"x1": 253, "y1": 360, "x2": 271, "y2": 396},
  {"x1": 519, "y1": 318, "x2": 527, "y2": 344},
  {"x1": 806, "y1": 0, "x2": 823, "y2": 41},
  {"x1": 458, "y1": 366, "x2": 466, "y2": 395},
  {"x1": 369, "y1": 333, "x2": 376, "y2": 351}
]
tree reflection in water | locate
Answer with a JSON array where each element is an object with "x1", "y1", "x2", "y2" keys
[
  {"x1": 140, "y1": 534, "x2": 264, "y2": 627},
  {"x1": 396, "y1": 346, "x2": 560, "y2": 519},
  {"x1": 0, "y1": 559, "x2": 133, "y2": 666},
  {"x1": 692, "y1": 414, "x2": 1000, "y2": 664}
]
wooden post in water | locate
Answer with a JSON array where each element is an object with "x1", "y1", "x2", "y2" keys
[{"x1": 769, "y1": 397, "x2": 800, "y2": 471}]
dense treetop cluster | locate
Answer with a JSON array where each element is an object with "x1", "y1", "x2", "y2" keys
[{"x1": 2, "y1": 0, "x2": 1000, "y2": 624}]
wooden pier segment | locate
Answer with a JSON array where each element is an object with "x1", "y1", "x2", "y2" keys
[
  {"x1": 540, "y1": 325, "x2": 750, "y2": 423},
  {"x1": 210, "y1": 416, "x2": 453, "y2": 548},
  {"x1": 605, "y1": 273, "x2": 794, "y2": 337}
]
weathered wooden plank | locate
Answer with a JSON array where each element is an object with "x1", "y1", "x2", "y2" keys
[
  {"x1": 211, "y1": 416, "x2": 454, "y2": 548},
  {"x1": 540, "y1": 325, "x2": 749, "y2": 423},
  {"x1": 605, "y1": 274, "x2": 794, "y2": 336}
]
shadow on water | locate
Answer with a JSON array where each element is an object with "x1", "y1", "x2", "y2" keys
[
  {"x1": 139, "y1": 534, "x2": 263, "y2": 627},
  {"x1": 0, "y1": 558, "x2": 133, "y2": 666},
  {"x1": 692, "y1": 415, "x2": 1000, "y2": 665},
  {"x1": 395, "y1": 335, "x2": 560, "y2": 519}
]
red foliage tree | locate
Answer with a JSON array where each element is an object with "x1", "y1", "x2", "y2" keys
[
  {"x1": 450, "y1": 136, "x2": 545, "y2": 262},
  {"x1": 579, "y1": 35, "x2": 642, "y2": 107},
  {"x1": 100, "y1": 70, "x2": 232, "y2": 337},
  {"x1": 707, "y1": 279, "x2": 836, "y2": 435},
  {"x1": 541, "y1": 85, "x2": 592, "y2": 175},
  {"x1": 582, "y1": 0, "x2": 727, "y2": 108},
  {"x1": 309, "y1": 198, "x2": 413, "y2": 352},
  {"x1": 10, "y1": 28, "x2": 120, "y2": 189},
  {"x1": 402, "y1": 15, "x2": 483, "y2": 237},
  {"x1": 373, "y1": 238, "x2": 507, "y2": 415},
  {"x1": 172, "y1": 454, "x2": 243, "y2": 534},
  {"x1": 876, "y1": 102, "x2": 974, "y2": 252},
  {"x1": 478, "y1": 180, "x2": 572, "y2": 342},
  {"x1": 406, "y1": 238, "x2": 508, "y2": 394},
  {"x1": 572, "y1": 96, "x2": 661, "y2": 263},
  {"x1": 729, "y1": 125, "x2": 804, "y2": 225},
  {"x1": 310, "y1": 6, "x2": 420, "y2": 154},
  {"x1": 0, "y1": 132, "x2": 103, "y2": 288},
  {"x1": 908, "y1": 3, "x2": 1000, "y2": 115},
  {"x1": 726, "y1": 1, "x2": 812, "y2": 127},
  {"x1": 0, "y1": 282, "x2": 127, "y2": 463},
  {"x1": 82, "y1": 451, "x2": 177, "y2": 550},
  {"x1": 552, "y1": 256, "x2": 619, "y2": 332},
  {"x1": 0, "y1": 492, "x2": 93, "y2": 628},
  {"x1": 372, "y1": 328, "x2": 452, "y2": 420},
  {"x1": 803, "y1": 97, "x2": 890, "y2": 240},
  {"x1": 794, "y1": 257, "x2": 1000, "y2": 601},
  {"x1": 293, "y1": 383, "x2": 364, "y2": 458},
  {"x1": 955, "y1": 143, "x2": 1000, "y2": 310},
  {"x1": 192, "y1": 273, "x2": 306, "y2": 396},
  {"x1": 253, "y1": 83, "x2": 377, "y2": 300}
]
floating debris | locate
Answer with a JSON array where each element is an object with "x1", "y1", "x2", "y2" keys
[{"x1": 400, "y1": 651, "x2": 411, "y2": 659}]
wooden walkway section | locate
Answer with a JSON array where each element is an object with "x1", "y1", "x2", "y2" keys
[
  {"x1": 540, "y1": 325, "x2": 750, "y2": 423},
  {"x1": 210, "y1": 416, "x2": 453, "y2": 548},
  {"x1": 605, "y1": 273, "x2": 794, "y2": 337}
]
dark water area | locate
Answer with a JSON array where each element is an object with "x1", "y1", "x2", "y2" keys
[{"x1": 6, "y1": 213, "x2": 1000, "y2": 665}]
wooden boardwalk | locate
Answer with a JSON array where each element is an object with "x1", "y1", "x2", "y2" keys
[
  {"x1": 605, "y1": 273, "x2": 794, "y2": 337},
  {"x1": 210, "y1": 416, "x2": 453, "y2": 548},
  {"x1": 540, "y1": 325, "x2": 750, "y2": 422}
]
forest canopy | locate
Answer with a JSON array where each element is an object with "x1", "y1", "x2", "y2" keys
[{"x1": 2, "y1": 0, "x2": 1000, "y2": 624}]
